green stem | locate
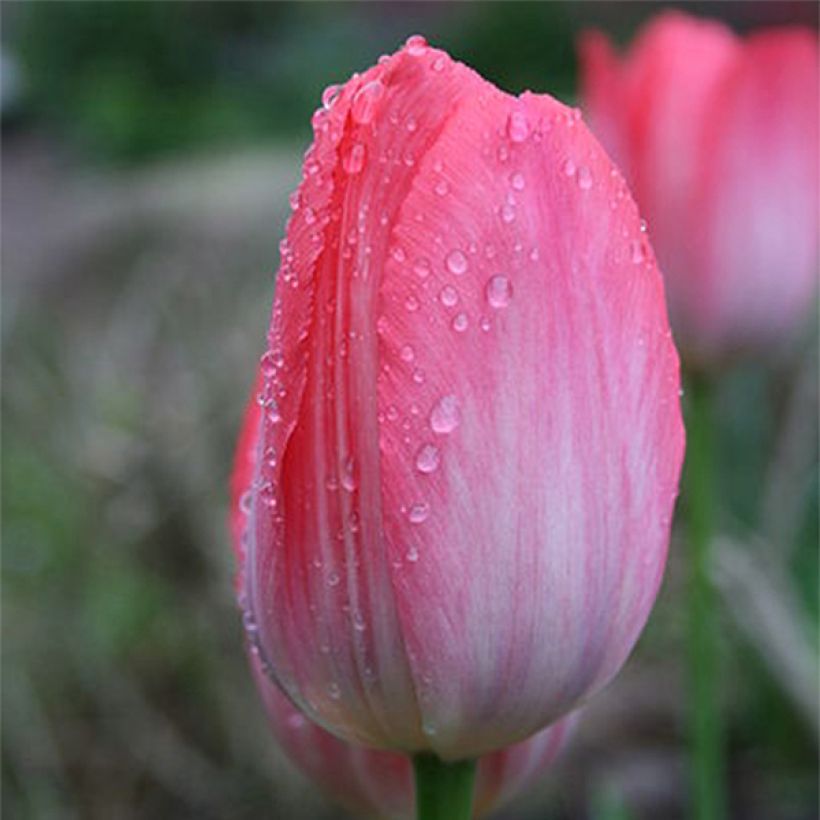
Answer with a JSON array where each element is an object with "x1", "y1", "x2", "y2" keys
[
  {"x1": 685, "y1": 374, "x2": 727, "y2": 820},
  {"x1": 413, "y1": 754, "x2": 477, "y2": 820}
]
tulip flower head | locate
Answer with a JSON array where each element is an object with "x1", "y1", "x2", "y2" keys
[
  {"x1": 579, "y1": 12, "x2": 819, "y2": 367},
  {"x1": 233, "y1": 36, "x2": 684, "y2": 764}
]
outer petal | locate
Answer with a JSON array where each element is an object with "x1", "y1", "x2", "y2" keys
[
  {"x1": 249, "y1": 650, "x2": 575, "y2": 819},
  {"x1": 377, "y1": 84, "x2": 683, "y2": 758},
  {"x1": 243, "y1": 41, "x2": 503, "y2": 750},
  {"x1": 690, "y1": 28, "x2": 819, "y2": 362}
]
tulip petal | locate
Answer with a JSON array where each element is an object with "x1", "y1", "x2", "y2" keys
[
  {"x1": 693, "y1": 28, "x2": 819, "y2": 359},
  {"x1": 375, "y1": 84, "x2": 683, "y2": 757},
  {"x1": 243, "y1": 41, "x2": 510, "y2": 749}
]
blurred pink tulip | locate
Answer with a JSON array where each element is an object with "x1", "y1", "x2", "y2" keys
[
  {"x1": 579, "y1": 12, "x2": 819, "y2": 367},
  {"x1": 249, "y1": 651, "x2": 576, "y2": 819},
  {"x1": 232, "y1": 36, "x2": 684, "y2": 762}
]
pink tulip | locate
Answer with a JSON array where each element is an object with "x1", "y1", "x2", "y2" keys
[
  {"x1": 233, "y1": 36, "x2": 684, "y2": 762},
  {"x1": 248, "y1": 650, "x2": 576, "y2": 819},
  {"x1": 579, "y1": 12, "x2": 819, "y2": 366}
]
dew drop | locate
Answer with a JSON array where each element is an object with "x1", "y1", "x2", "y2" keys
[
  {"x1": 239, "y1": 490, "x2": 253, "y2": 515},
  {"x1": 260, "y1": 350, "x2": 277, "y2": 375},
  {"x1": 406, "y1": 546, "x2": 420, "y2": 562},
  {"x1": 343, "y1": 142, "x2": 366, "y2": 174},
  {"x1": 640, "y1": 218, "x2": 648, "y2": 233},
  {"x1": 630, "y1": 239, "x2": 645, "y2": 264},
  {"x1": 321, "y1": 84, "x2": 342, "y2": 110},
  {"x1": 288, "y1": 713, "x2": 307, "y2": 730},
  {"x1": 327, "y1": 571, "x2": 341, "y2": 588},
  {"x1": 439, "y1": 285, "x2": 458, "y2": 307},
  {"x1": 430, "y1": 395, "x2": 461, "y2": 434},
  {"x1": 510, "y1": 171, "x2": 525, "y2": 191},
  {"x1": 445, "y1": 249, "x2": 468, "y2": 275},
  {"x1": 415, "y1": 443, "x2": 441, "y2": 474},
  {"x1": 413, "y1": 257, "x2": 431, "y2": 279},
  {"x1": 577, "y1": 166, "x2": 592, "y2": 190},
  {"x1": 434, "y1": 179, "x2": 449, "y2": 197},
  {"x1": 479, "y1": 316, "x2": 492, "y2": 332},
  {"x1": 500, "y1": 203, "x2": 516, "y2": 224},
  {"x1": 405, "y1": 34, "x2": 428, "y2": 56},
  {"x1": 406, "y1": 117, "x2": 418, "y2": 133},
  {"x1": 341, "y1": 457, "x2": 357, "y2": 492},
  {"x1": 431, "y1": 56, "x2": 446, "y2": 72},
  {"x1": 486, "y1": 275, "x2": 512, "y2": 308},
  {"x1": 562, "y1": 158, "x2": 576, "y2": 177},
  {"x1": 400, "y1": 344, "x2": 415, "y2": 362},
  {"x1": 391, "y1": 245, "x2": 407, "y2": 263},
  {"x1": 506, "y1": 110, "x2": 530, "y2": 143},
  {"x1": 452, "y1": 312, "x2": 468, "y2": 332},
  {"x1": 351, "y1": 80, "x2": 384, "y2": 125},
  {"x1": 407, "y1": 503, "x2": 430, "y2": 524},
  {"x1": 405, "y1": 295, "x2": 420, "y2": 312},
  {"x1": 327, "y1": 682, "x2": 341, "y2": 699}
]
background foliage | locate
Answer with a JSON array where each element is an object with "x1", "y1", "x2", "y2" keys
[{"x1": 3, "y1": 2, "x2": 817, "y2": 818}]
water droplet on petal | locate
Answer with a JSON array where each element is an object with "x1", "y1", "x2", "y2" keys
[
  {"x1": 239, "y1": 490, "x2": 253, "y2": 515},
  {"x1": 288, "y1": 713, "x2": 307, "y2": 730},
  {"x1": 322, "y1": 84, "x2": 342, "y2": 110},
  {"x1": 391, "y1": 245, "x2": 407, "y2": 263},
  {"x1": 343, "y1": 142, "x2": 366, "y2": 174},
  {"x1": 341, "y1": 458, "x2": 357, "y2": 492},
  {"x1": 405, "y1": 35, "x2": 428, "y2": 56},
  {"x1": 445, "y1": 249, "x2": 468, "y2": 275},
  {"x1": 486, "y1": 275, "x2": 512, "y2": 308},
  {"x1": 439, "y1": 285, "x2": 458, "y2": 307},
  {"x1": 500, "y1": 203, "x2": 516, "y2": 223},
  {"x1": 434, "y1": 179, "x2": 449, "y2": 197},
  {"x1": 577, "y1": 166, "x2": 592, "y2": 190},
  {"x1": 415, "y1": 443, "x2": 441, "y2": 474},
  {"x1": 408, "y1": 503, "x2": 430, "y2": 524},
  {"x1": 563, "y1": 158, "x2": 576, "y2": 177},
  {"x1": 507, "y1": 110, "x2": 530, "y2": 143},
  {"x1": 413, "y1": 257, "x2": 431, "y2": 278},
  {"x1": 327, "y1": 682, "x2": 341, "y2": 699},
  {"x1": 510, "y1": 171, "x2": 525, "y2": 190},
  {"x1": 406, "y1": 546, "x2": 419, "y2": 562},
  {"x1": 630, "y1": 239, "x2": 645, "y2": 264},
  {"x1": 400, "y1": 344, "x2": 415, "y2": 362},
  {"x1": 430, "y1": 395, "x2": 461, "y2": 434},
  {"x1": 431, "y1": 56, "x2": 446, "y2": 72},
  {"x1": 452, "y1": 312, "x2": 468, "y2": 332},
  {"x1": 351, "y1": 80, "x2": 385, "y2": 125},
  {"x1": 405, "y1": 295, "x2": 420, "y2": 312}
]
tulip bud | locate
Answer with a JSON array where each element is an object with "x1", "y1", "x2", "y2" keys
[
  {"x1": 579, "y1": 12, "x2": 819, "y2": 367},
  {"x1": 233, "y1": 36, "x2": 684, "y2": 762},
  {"x1": 248, "y1": 650, "x2": 576, "y2": 819}
]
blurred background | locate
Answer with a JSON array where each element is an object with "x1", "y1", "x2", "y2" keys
[{"x1": 2, "y1": 2, "x2": 817, "y2": 818}]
